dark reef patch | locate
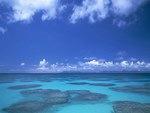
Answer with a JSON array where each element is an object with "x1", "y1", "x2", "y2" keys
[
  {"x1": 21, "y1": 89, "x2": 107, "y2": 102},
  {"x1": 68, "y1": 82, "x2": 115, "y2": 87},
  {"x1": 21, "y1": 89, "x2": 69, "y2": 98},
  {"x1": 45, "y1": 97, "x2": 68, "y2": 105},
  {"x1": 112, "y1": 101, "x2": 150, "y2": 113},
  {"x1": 3, "y1": 88, "x2": 107, "y2": 113},
  {"x1": 110, "y1": 84, "x2": 150, "y2": 95},
  {"x1": 3, "y1": 98, "x2": 67, "y2": 113},
  {"x1": 3, "y1": 89, "x2": 69, "y2": 113},
  {"x1": 8, "y1": 84, "x2": 42, "y2": 90},
  {"x1": 2, "y1": 100, "x2": 47, "y2": 113},
  {"x1": 66, "y1": 90, "x2": 107, "y2": 102}
]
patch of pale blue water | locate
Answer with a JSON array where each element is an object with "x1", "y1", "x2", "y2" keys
[
  {"x1": 55, "y1": 103, "x2": 113, "y2": 113},
  {"x1": 0, "y1": 77, "x2": 150, "y2": 113},
  {"x1": 0, "y1": 81, "x2": 43, "y2": 113},
  {"x1": 0, "y1": 83, "x2": 23, "y2": 113}
]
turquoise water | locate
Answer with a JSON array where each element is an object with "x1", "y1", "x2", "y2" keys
[{"x1": 0, "y1": 73, "x2": 150, "y2": 113}]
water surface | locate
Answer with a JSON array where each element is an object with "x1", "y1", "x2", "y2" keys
[{"x1": 0, "y1": 73, "x2": 150, "y2": 113}]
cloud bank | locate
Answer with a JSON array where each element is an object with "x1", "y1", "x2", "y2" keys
[
  {"x1": 36, "y1": 58, "x2": 150, "y2": 73},
  {"x1": 0, "y1": 0, "x2": 148, "y2": 26},
  {"x1": 70, "y1": 0, "x2": 148, "y2": 26},
  {"x1": 0, "y1": 0, "x2": 65, "y2": 22}
]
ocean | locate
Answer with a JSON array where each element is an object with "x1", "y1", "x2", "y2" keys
[{"x1": 0, "y1": 73, "x2": 150, "y2": 113}]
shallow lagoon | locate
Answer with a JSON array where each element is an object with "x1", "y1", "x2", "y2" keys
[{"x1": 0, "y1": 73, "x2": 150, "y2": 113}]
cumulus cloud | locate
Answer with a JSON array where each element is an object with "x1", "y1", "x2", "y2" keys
[
  {"x1": 35, "y1": 58, "x2": 150, "y2": 73},
  {"x1": 0, "y1": 0, "x2": 65, "y2": 22},
  {"x1": 48, "y1": 63, "x2": 78, "y2": 73},
  {"x1": 84, "y1": 60, "x2": 100, "y2": 66},
  {"x1": 0, "y1": 27, "x2": 7, "y2": 34},
  {"x1": 37, "y1": 59, "x2": 49, "y2": 71},
  {"x1": 80, "y1": 60, "x2": 114, "y2": 69},
  {"x1": 70, "y1": 0, "x2": 148, "y2": 26},
  {"x1": 79, "y1": 60, "x2": 150, "y2": 72}
]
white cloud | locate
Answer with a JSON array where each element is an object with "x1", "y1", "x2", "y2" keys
[
  {"x1": 35, "y1": 58, "x2": 150, "y2": 72},
  {"x1": 37, "y1": 59, "x2": 49, "y2": 71},
  {"x1": 70, "y1": 0, "x2": 110, "y2": 23},
  {"x1": 20, "y1": 62, "x2": 25, "y2": 66},
  {"x1": 70, "y1": 0, "x2": 148, "y2": 26},
  {"x1": 85, "y1": 60, "x2": 100, "y2": 66},
  {"x1": 111, "y1": 0, "x2": 147, "y2": 16},
  {"x1": 1, "y1": 0, "x2": 65, "y2": 22},
  {"x1": 120, "y1": 61, "x2": 129, "y2": 67},
  {"x1": 39, "y1": 59, "x2": 48, "y2": 66},
  {"x1": 80, "y1": 60, "x2": 114, "y2": 68},
  {"x1": 49, "y1": 63, "x2": 78, "y2": 73},
  {"x1": 0, "y1": 27, "x2": 7, "y2": 34},
  {"x1": 0, "y1": 0, "x2": 147, "y2": 26}
]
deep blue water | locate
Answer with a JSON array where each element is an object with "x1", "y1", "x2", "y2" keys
[{"x1": 0, "y1": 73, "x2": 150, "y2": 113}]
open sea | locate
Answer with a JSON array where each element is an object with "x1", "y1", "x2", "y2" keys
[{"x1": 0, "y1": 73, "x2": 150, "y2": 113}]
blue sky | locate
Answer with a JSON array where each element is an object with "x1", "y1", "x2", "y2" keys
[{"x1": 0, "y1": 0, "x2": 150, "y2": 72}]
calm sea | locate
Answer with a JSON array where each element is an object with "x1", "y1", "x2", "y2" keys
[{"x1": 0, "y1": 73, "x2": 150, "y2": 113}]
